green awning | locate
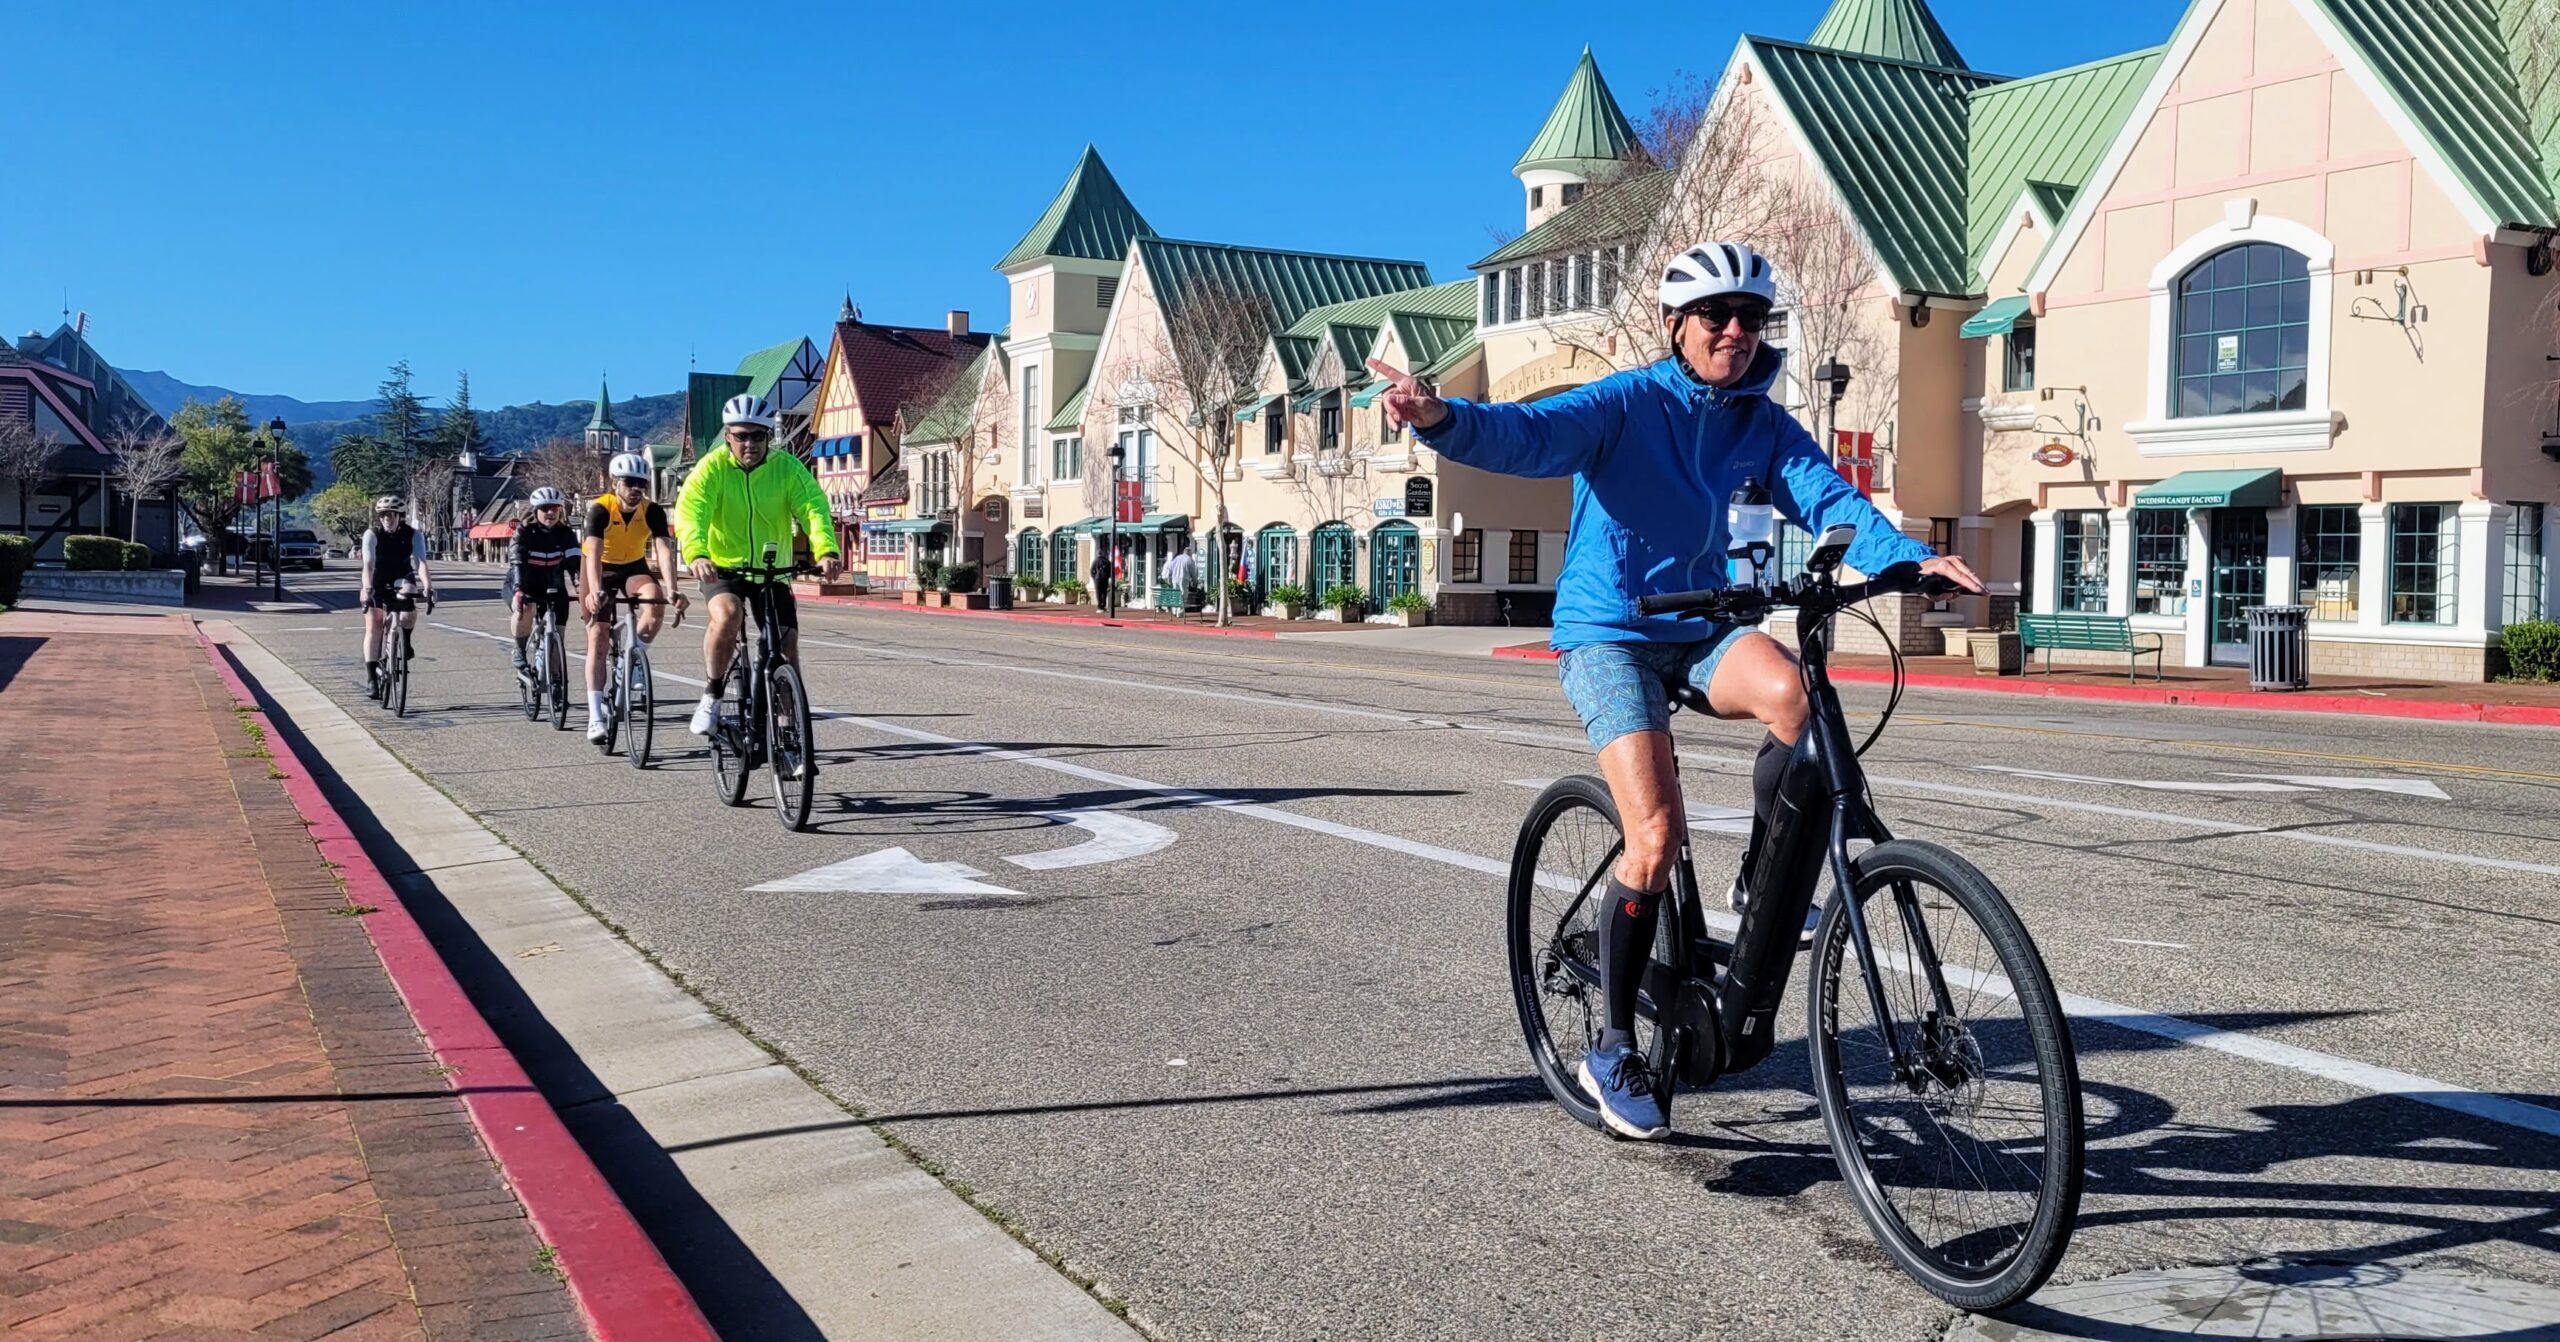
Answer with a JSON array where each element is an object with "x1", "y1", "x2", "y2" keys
[
  {"x1": 1136, "y1": 512, "x2": 1191, "y2": 531},
  {"x1": 869, "y1": 518, "x2": 946, "y2": 535},
  {"x1": 2135, "y1": 469, "x2": 2282, "y2": 510},
  {"x1": 1959, "y1": 295, "x2": 2032, "y2": 340},
  {"x1": 1235, "y1": 394, "x2": 1280, "y2": 423},
  {"x1": 1293, "y1": 390, "x2": 1327, "y2": 413},
  {"x1": 1348, "y1": 381, "x2": 1388, "y2": 408}
]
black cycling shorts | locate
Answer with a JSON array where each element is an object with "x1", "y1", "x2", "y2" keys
[
  {"x1": 703, "y1": 573, "x2": 797, "y2": 628},
  {"x1": 598, "y1": 560, "x2": 657, "y2": 596},
  {"x1": 367, "y1": 583, "x2": 417, "y2": 613},
  {"x1": 517, "y1": 586, "x2": 571, "y2": 623}
]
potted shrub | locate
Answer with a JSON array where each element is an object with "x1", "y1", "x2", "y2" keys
[
  {"x1": 946, "y1": 562, "x2": 986, "y2": 610},
  {"x1": 909, "y1": 558, "x2": 944, "y2": 606},
  {"x1": 2504, "y1": 620, "x2": 2560, "y2": 683},
  {"x1": 1320, "y1": 584, "x2": 1366, "y2": 623},
  {"x1": 1971, "y1": 619, "x2": 2022, "y2": 676},
  {"x1": 1057, "y1": 577, "x2": 1088, "y2": 606},
  {"x1": 1264, "y1": 583, "x2": 1308, "y2": 620},
  {"x1": 1384, "y1": 591, "x2": 1431, "y2": 627},
  {"x1": 63, "y1": 535, "x2": 122, "y2": 571}
]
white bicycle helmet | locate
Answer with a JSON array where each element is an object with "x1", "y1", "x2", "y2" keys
[
  {"x1": 527, "y1": 486, "x2": 567, "y2": 509},
  {"x1": 721, "y1": 394, "x2": 779, "y2": 429},
  {"x1": 607, "y1": 452, "x2": 652, "y2": 482},
  {"x1": 373, "y1": 494, "x2": 406, "y2": 514},
  {"x1": 1658, "y1": 241, "x2": 1780, "y2": 312}
]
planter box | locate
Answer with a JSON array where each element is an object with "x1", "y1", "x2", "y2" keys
[
  {"x1": 901, "y1": 588, "x2": 926, "y2": 606},
  {"x1": 1315, "y1": 607, "x2": 1365, "y2": 623},
  {"x1": 19, "y1": 567, "x2": 187, "y2": 606},
  {"x1": 956, "y1": 593, "x2": 990, "y2": 610},
  {"x1": 1263, "y1": 603, "x2": 1303, "y2": 620},
  {"x1": 1384, "y1": 609, "x2": 1430, "y2": 627},
  {"x1": 926, "y1": 590, "x2": 953, "y2": 608},
  {"x1": 1970, "y1": 630, "x2": 2022, "y2": 676}
]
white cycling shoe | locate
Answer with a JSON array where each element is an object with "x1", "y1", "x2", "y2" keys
[
  {"x1": 688, "y1": 698, "x2": 717, "y2": 735},
  {"x1": 585, "y1": 714, "x2": 611, "y2": 744}
]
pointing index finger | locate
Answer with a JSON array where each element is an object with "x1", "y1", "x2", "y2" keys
[{"x1": 1365, "y1": 358, "x2": 1418, "y2": 390}]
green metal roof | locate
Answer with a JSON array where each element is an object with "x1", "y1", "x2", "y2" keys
[
  {"x1": 995, "y1": 145, "x2": 1157, "y2": 270},
  {"x1": 904, "y1": 345, "x2": 993, "y2": 444},
  {"x1": 1323, "y1": 324, "x2": 1379, "y2": 381},
  {"x1": 2028, "y1": 180, "x2": 2077, "y2": 224},
  {"x1": 1807, "y1": 0, "x2": 1968, "y2": 70},
  {"x1": 1135, "y1": 237, "x2": 1430, "y2": 328},
  {"x1": 586, "y1": 377, "x2": 619, "y2": 432},
  {"x1": 1475, "y1": 169, "x2": 1671, "y2": 269},
  {"x1": 1272, "y1": 334, "x2": 1320, "y2": 390},
  {"x1": 1966, "y1": 47, "x2": 2161, "y2": 279},
  {"x1": 732, "y1": 338, "x2": 803, "y2": 401},
  {"x1": 1044, "y1": 382, "x2": 1089, "y2": 432},
  {"x1": 1959, "y1": 295, "x2": 2032, "y2": 338},
  {"x1": 1392, "y1": 312, "x2": 1478, "y2": 375},
  {"x1": 1281, "y1": 279, "x2": 1478, "y2": 339},
  {"x1": 1416, "y1": 334, "x2": 1481, "y2": 378},
  {"x1": 686, "y1": 372, "x2": 752, "y2": 454},
  {"x1": 2311, "y1": 0, "x2": 2558, "y2": 228},
  {"x1": 1515, "y1": 48, "x2": 1644, "y2": 172},
  {"x1": 1749, "y1": 38, "x2": 2003, "y2": 298}
]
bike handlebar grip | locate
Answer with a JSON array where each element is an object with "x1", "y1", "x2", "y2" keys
[{"x1": 1637, "y1": 588, "x2": 1724, "y2": 615}]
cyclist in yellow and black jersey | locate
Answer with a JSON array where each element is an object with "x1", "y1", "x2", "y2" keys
[{"x1": 578, "y1": 452, "x2": 686, "y2": 742}]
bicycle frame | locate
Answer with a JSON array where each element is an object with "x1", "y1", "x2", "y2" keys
[{"x1": 714, "y1": 564, "x2": 803, "y2": 765}]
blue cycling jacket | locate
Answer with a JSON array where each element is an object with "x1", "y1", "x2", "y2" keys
[{"x1": 1414, "y1": 347, "x2": 1932, "y2": 652}]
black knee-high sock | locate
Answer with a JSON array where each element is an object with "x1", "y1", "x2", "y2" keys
[
  {"x1": 1597, "y1": 876, "x2": 1661, "y2": 1053},
  {"x1": 1752, "y1": 732, "x2": 1791, "y2": 829}
]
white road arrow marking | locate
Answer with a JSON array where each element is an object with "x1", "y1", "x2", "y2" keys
[
  {"x1": 1002, "y1": 810, "x2": 1177, "y2": 871},
  {"x1": 2217, "y1": 773, "x2": 2451, "y2": 800},
  {"x1": 1506, "y1": 778, "x2": 1753, "y2": 834},
  {"x1": 751, "y1": 847, "x2": 1021, "y2": 896},
  {"x1": 1975, "y1": 765, "x2": 2312, "y2": 794}
]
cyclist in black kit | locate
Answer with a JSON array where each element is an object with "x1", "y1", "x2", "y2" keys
[{"x1": 506, "y1": 487, "x2": 581, "y2": 679}]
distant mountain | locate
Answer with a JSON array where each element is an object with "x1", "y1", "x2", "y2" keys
[{"x1": 119, "y1": 369, "x2": 379, "y2": 425}]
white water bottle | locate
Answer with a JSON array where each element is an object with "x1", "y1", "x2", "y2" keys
[{"x1": 1728, "y1": 477, "x2": 1774, "y2": 590}]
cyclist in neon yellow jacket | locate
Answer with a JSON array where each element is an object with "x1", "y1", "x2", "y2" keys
[{"x1": 674, "y1": 394, "x2": 843, "y2": 735}]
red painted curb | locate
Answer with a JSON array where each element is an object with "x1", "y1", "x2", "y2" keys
[
  {"x1": 1482, "y1": 640, "x2": 2558, "y2": 726},
  {"x1": 194, "y1": 628, "x2": 716, "y2": 1342},
  {"x1": 799, "y1": 590, "x2": 1283, "y2": 638}
]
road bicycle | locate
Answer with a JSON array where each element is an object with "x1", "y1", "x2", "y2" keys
[
  {"x1": 705, "y1": 552, "x2": 820, "y2": 831},
  {"x1": 1505, "y1": 526, "x2": 2083, "y2": 1312},
  {"x1": 598, "y1": 592, "x2": 676, "y2": 768},
  {"x1": 369, "y1": 581, "x2": 431, "y2": 718},
  {"x1": 518, "y1": 592, "x2": 571, "y2": 732}
]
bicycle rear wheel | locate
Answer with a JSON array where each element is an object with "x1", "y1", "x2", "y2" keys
[
  {"x1": 625, "y1": 638, "x2": 653, "y2": 770},
  {"x1": 389, "y1": 630, "x2": 411, "y2": 718},
  {"x1": 708, "y1": 669, "x2": 752, "y2": 807},
  {"x1": 1808, "y1": 839, "x2": 2082, "y2": 1312},
  {"x1": 547, "y1": 626, "x2": 568, "y2": 731},
  {"x1": 519, "y1": 634, "x2": 540, "y2": 721},
  {"x1": 1505, "y1": 775, "x2": 1671, "y2": 1133},
  {"x1": 767, "y1": 662, "x2": 815, "y2": 831}
]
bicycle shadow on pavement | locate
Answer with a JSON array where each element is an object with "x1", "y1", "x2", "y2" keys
[{"x1": 789, "y1": 781, "x2": 1468, "y2": 838}]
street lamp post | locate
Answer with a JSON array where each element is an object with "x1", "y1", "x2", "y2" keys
[
  {"x1": 455, "y1": 438, "x2": 477, "y2": 562},
  {"x1": 1812, "y1": 357, "x2": 1853, "y2": 478},
  {"x1": 1104, "y1": 443, "x2": 1125, "y2": 619},
  {"x1": 265, "y1": 418, "x2": 288, "y2": 601}
]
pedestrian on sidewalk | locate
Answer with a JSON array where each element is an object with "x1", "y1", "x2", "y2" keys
[
  {"x1": 1090, "y1": 547, "x2": 1116, "y2": 618},
  {"x1": 1162, "y1": 544, "x2": 1199, "y2": 617}
]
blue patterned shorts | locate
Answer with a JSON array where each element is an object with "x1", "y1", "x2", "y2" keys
[{"x1": 1557, "y1": 628, "x2": 1754, "y2": 752}]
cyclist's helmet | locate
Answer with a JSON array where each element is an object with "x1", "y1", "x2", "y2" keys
[
  {"x1": 721, "y1": 394, "x2": 779, "y2": 430},
  {"x1": 608, "y1": 452, "x2": 652, "y2": 483},
  {"x1": 374, "y1": 494, "x2": 406, "y2": 515},
  {"x1": 527, "y1": 486, "x2": 566, "y2": 509},
  {"x1": 1658, "y1": 242, "x2": 1779, "y2": 314}
]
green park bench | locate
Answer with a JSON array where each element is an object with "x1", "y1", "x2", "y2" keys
[{"x1": 2016, "y1": 612, "x2": 2165, "y2": 683}]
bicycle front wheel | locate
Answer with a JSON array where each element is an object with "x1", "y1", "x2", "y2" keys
[
  {"x1": 708, "y1": 670, "x2": 752, "y2": 808},
  {"x1": 767, "y1": 662, "x2": 815, "y2": 831},
  {"x1": 1808, "y1": 839, "x2": 2082, "y2": 1312},
  {"x1": 625, "y1": 640, "x2": 653, "y2": 770},
  {"x1": 547, "y1": 627, "x2": 568, "y2": 731},
  {"x1": 389, "y1": 632, "x2": 410, "y2": 718}
]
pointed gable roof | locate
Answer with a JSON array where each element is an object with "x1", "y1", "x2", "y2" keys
[
  {"x1": 825, "y1": 314, "x2": 993, "y2": 433},
  {"x1": 2315, "y1": 0, "x2": 2557, "y2": 229},
  {"x1": 1516, "y1": 48, "x2": 1644, "y2": 174},
  {"x1": 587, "y1": 377, "x2": 619, "y2": 431},
  {"x1": 1966, "y1": 47, "x2": 2161, "y2": 277},
  {"x1": 1133, "y1": 237, "x2": 1431, "y2": 328},
  {"x1": 995, "y1": 145, "x2": 1156, "y2": 270},
  {"x1": 1807, "y1": 0, "x2": 1967, "y2": 70}
]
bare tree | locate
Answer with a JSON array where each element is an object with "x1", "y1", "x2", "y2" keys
[
  {"x1": 410, "y1": 455, "x2": 457, "y2": 556},
  {"x1": 1757, "y1": 174, "x2": 1899, "y2": 485},
  {"x1": 1133, "y1": 278, "x2": 1273, "y2": 623},
  {"x1": 907, "y1": 354, "x2": 1008, "y2": 584},
  {"x1": 520, "y1": 437, "x2": 600, "y2": 502},
  {"x1": 0, "y1": 415, "x2": 61, "y2": 538},
  {"x1": 105, "y1": 417, "x2": 187, "y2": 545}
]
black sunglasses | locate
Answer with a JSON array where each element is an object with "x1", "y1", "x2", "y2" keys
[{"x1": 1685, "y1": 300, "x2": 1772, "y2": 334}]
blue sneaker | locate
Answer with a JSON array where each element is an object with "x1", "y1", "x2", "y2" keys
[{"x1": 1578, "y1": 1042, "x2": 1669, "y2": 1140}]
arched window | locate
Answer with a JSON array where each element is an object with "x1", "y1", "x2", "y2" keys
[
  {"x1": 1015, "y1": 528, "x2": 1042, "y2": 579},
  {"x1": 2174, "y1": 243, "x2": 2309, "y2": 418},
  {"x1": 1255, "y1": 523, "x2": 1298, "y2": 593}
]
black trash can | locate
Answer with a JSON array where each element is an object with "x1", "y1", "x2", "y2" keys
[
  {"x1": 2246, "y1": 605, "x2": 2310, "y2": 691},
  {"x1": 986, "y1": 574, "x2": 1014, "y2": 611}
]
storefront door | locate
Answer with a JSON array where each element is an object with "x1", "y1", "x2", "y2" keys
[
  {"x1": 1369, "y1": 522, "x2": 1419, "y2": 601},
  {"x1": 2208, "y1": 509, "x2": 2268, "y2": 666}
]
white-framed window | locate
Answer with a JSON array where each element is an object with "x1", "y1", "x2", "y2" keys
[
  {"x1": 2058, "y1": 510, "x2": 2110, "y2": 612},
  {"x1": 1018, "y1": 363, "x2": 1041, "y2": 486},
  {"x1": 2504, "y1": 502, "x2": 2547, "y2": 626},
  {"x1": 1527, "y1": 261, "x2": 1546, "y2": 320},
  {"x1": 1480, "y1": 273, "x2": 1499, "y2": 327},
  {"x1": 2389, "y1": 503, "x2": 2459, "y2": 626},
  {"x1": 2130, "y1": 213, "x2": 2335, "y2": 453},
  {"x1": 1503, "y1": 269, "x2": 1522, "y2": 323},
  {"x1": 1051, "y1": 434, "x2": 1081, "y2": 482}
]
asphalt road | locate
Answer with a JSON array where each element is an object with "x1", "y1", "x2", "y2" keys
[{"x1": 237, "y1": 565, "x2": 2560, "y2": 1341}]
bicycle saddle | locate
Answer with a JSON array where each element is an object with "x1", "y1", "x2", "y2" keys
[{"x1": 1669, "y1": 685, "x2": 1713, "y2": 716}]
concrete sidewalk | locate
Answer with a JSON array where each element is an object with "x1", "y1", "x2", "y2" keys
[{"x1": 0, "y1": 610, "x2": 602, "y2": 1338}]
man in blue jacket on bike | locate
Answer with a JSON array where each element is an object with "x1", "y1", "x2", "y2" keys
[{"x1": 1371, "y1": 240, "x2": 1979, "y2": 1140}]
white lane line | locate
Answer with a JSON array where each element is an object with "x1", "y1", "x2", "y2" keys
[
  {"x1": 1003, "y1": 811, "x2": 1177, "y2": 871},
  {"x1": 1505, "y1": 778, "x2": 1753, "y2": 835},
  {"x1": 811, "y1": 712, "x2": 2560, "y2": 1141},
  {"x1": 424, "y1": 616, "x2": 2560, "y2": 1141},
  {"x1": 2109, "y1": 938, "x2": 2192, "y2": 949},
  {"x1": 807, "y1": 629, "x2": 2560, "y2": 883},
  {"x1": 1977, "y1": 765, "x2": 2314, "y2": 794}
]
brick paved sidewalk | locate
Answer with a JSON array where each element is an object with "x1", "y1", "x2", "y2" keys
[{"x1": 0, "y1": 611, "x2": 585, "y2": 1339}]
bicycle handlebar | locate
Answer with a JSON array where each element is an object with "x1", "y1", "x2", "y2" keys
[
  {"x1": 1635, "y1": 563, "x2": 1960, "y2": 620},
  {"x1": 712, "y1": 561, "x2": 823, "y2": 581}
]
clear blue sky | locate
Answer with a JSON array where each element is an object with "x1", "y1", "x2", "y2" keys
[{"x1": 4, "y1": 1, "x2": 2182, "y2": 410}]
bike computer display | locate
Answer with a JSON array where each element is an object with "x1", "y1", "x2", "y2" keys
[{"x1": 1805, "y1": 523, "x2": 1857, "y2": 575}]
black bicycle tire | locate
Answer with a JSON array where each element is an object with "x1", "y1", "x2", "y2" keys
[
  {"x1": 389, "y1": 631, "x2": 410, "y2": 718},
  {"x1": 548, "y1": 627, "x2": 568, "y2": 731},
  {"x1": 710, "y1": 669, "x2": 752, "y2": 807},
  {"x1": 1506, "y1": 775, "x2": 1674, "y2": 1133},
  {"x1": 627, "y1": 639, "x2": 653, "y2": 770},
  {"x1": 768, "y1": 662, "x2": 815, "y2": 831},
  {"x1": 520, "y1": 633, "x2": 540, "y2": 721},
  {"x1": 1807, "y1": 839, "x2": 2082, "y2": 1312}
]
